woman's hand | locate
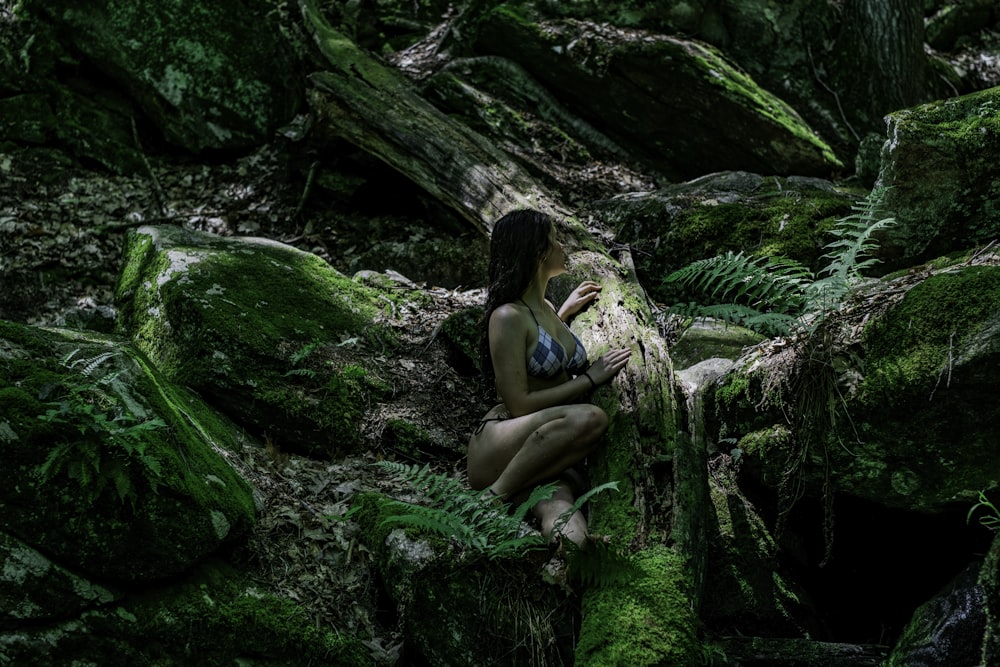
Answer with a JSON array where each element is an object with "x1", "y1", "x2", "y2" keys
[
  {"x1": 586, "y1": 347, "x2": 632, "y2": 385},
  {"x1": 558, "y1": 281, "x2": 602, "y2": 321}
]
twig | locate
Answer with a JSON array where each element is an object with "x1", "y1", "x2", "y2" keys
[
  {"x1": 131, "y1": 116, "x2": 168, "y2": 217},
  {"x1": 966, "y1": 239, "x2": 997, "y2": 265},
  {"x1": 292, "y1": 159, "x2": 319, "y2": 225},
  {"x1": 807, "y1": 44, "x2": 860, "y2": 143},
  {"x1": 929, "y1": 331, "x2": 955, "y2": 401}
]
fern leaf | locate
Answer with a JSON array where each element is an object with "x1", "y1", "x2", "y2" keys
[
  {"x1": 665, "y1": 251, "x2": 811, "y2": 316},
  {"x1": 510, "y1": 482, "x2": 558, "y2": 523},
  {"x1": 70, "y1": 352, "x2": 116, "y2": 377},
  {"x1": 489, "y1": 534, "x2": 548, "y2": 559},
  {"x1": 381, "y1": 506, "x2": 475, "y2": 542},
  {"x1": 819, "y1": 187, "x2": 895, "y2": 284}
]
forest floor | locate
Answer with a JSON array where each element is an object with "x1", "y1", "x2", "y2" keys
[{"x1": 0, "y1": 141, "x2": 502, "y2": 663}]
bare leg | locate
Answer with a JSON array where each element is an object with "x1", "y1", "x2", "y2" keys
[
  {"x1": 532, "y1": 479, "x2": 588, "y2": 547},
  {"x1": 467, "y1": 403, "x2": 608, "y2": 497}
]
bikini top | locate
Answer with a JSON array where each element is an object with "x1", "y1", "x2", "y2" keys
[{"x1": 520, "y1": 300, "x2": 588, "y2": 379}]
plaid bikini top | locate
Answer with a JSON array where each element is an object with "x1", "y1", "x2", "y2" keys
[{"x1": 520, "y1": 300, "x2": 588, "y2": 379}]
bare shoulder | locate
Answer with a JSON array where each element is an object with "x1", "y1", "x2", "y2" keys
[
  {"x1": 490, "y1": 302, "x2": 525, "y2": 325},
  {"x1": 489, "y1": 303, "x2": 530, "y2": 339}
]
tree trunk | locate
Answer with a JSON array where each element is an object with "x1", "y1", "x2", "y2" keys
[
  {"x1": 298, "y1": 0, "x2": 708, "y2": 661},
  {"x1": 835, "y1": 0, "x2": 926, "y2": 130}
]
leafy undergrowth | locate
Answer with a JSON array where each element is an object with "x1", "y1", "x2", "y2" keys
[{"x1": 2, "y1": 142, "x2": 501, "y2": 665}]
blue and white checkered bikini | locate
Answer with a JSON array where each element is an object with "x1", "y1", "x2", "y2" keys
[{"x1": 521, "y1": 300, "x2": 588, "y2": 379}]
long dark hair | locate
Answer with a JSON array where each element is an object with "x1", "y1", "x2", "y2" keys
[{"x1": 479, "y1": 209, "x2": 553, "y2": 394}]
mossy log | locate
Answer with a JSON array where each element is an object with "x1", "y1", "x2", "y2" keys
[
  {"x1": 299, "y1": 0, "x2": 562, "y2": 235},
  {"x1": 298, "y1": 2, "x2": 709, "y2": 661}
]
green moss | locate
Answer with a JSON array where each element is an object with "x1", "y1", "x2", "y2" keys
[
  {"x1": 714, "y1": 372, "x2": 751, "y2": 411},
  {"x1": 122, "y1": 560, "x2": 368, "y2": 665},
  {"x1": 861, "y1": 266, "x2": 1000, "y2": 404},
  {"x1": 492, "y1": 3, "x2": 538, "y2": 29},
  {"x1": 670, "y1": 195, "x2": 844, "y2": 273},
  {"x1": 681, "y1": 42, "x2": 841, "y2": 168},
  {"x1": 737, "y1": 425, "x2": 793, "y2": 460},
  {"x1": 588, "y1": 409, "x2": 640, "y2": 540},
  {"x1": 0, "y1": 322, "x2": 257, "y2": 581},
  {"x1": 577, "y1": 546, "x2": 699, "y2": 666},
  {"x1": 116, "y1": 228, "x2": 396, "y2": 383},
  {"x1": 114, "y1": 227, "x2": 402, "y2": 456},
  {"x1": 440, "y1": 306, "x2": 483, "y2": 373}
]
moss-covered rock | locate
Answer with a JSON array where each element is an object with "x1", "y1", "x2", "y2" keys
[
  {"x1": 595, "y1": 172, "x2": 858, "y2": 304},
  {"x1": 0, "y1": 532, "x2": 119, "y2": 624},
  {"x1": 114, "y1": 225, "x2": 401, "y2": 458},
  {"x1": 0, "y1": 559, "x2": 369, "y2": 665},
  {"x1": 0, "y1": 88, "x2": 147, "y2": 174},
  {"x1": 711, "y1": 264, "x2": 1000, "y2": 513},
  {"x1": 670, "y1": 320, "x2": 765, "y2": 371},
  {"x1": 878, "y1": 87, "x2": 1000, "y2": 268},
  {"x1": 473, "y1": 9, "x2": 842, "y2": 181},
  {"x1": 886, "y1": 560, "x2": 986, "y2": 666},
  {"x1": 353, "y1": 492, "x2": 575, "y2": 666},
  {"x1": 21, "y1": 0, "x2": 302, "y2": 154},
  {"x1": 575, "y1": 545, "x2": 699, "y2": 666},
  {"x1": 701, "y1": 456, "x2": 820, "y2": 638},
  {"x1": 0, "y1": 320, "x2": 256, "y2": 582}
]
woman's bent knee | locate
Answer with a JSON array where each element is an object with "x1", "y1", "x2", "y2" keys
[{"x1": 567, "y1": 404, "x2": 608, "y2": 440}]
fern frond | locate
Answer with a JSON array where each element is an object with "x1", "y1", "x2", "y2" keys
[
  {"x1": 283, "y1": 368, "x2": 317, "y2": 379},
  {"x1": 373, "y1": 462, "x2": 620, "y2": 560},
  {"x1": 509, "y1": 483, "x2": 559, "y2": 524},
  {"x1": 68, "y1": 351, "x2": 117, "y2": 377},
  {"x1": 669, "y1": 302, "x2": 797, "y2": 337},
  {"x1": 819, "y1": 186, "x2": 895, "y2": 284},
  {"x1": 381, "y1": 505, "x2": 476, "y2": 541},
  {"x1": 376, "y1": 461, "x2": 466, "y2": 501},
  {"x1": 664, "y1": 251, "x2": 812, "y2": 314}
]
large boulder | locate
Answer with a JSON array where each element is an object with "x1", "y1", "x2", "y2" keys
[
  {"x1": 470, "y1": 9, "x2": 842, "y2": 181},
  {"x1": 886, "y1": 560, "x2": 987, "y2": 666},
  {"x1": 591, "y1": 171, "x2": 858, "y2": 303},
  {"x1": 877, "y1": 86, "x2": 1000, "y2": 268},
  {"x1": 711, "y1": 260, "x2": 1000, "y2": 513},
  {"x1": 353, "y1": 492, "x2": 576, "y2": 666},
  {"x1": 0, "y1": 320, "x2": 256, "y2": 582},
  {"x1": 114, "y1": 225, "x2": 401, "y2": 458},
  {"x1": 19, "y1": 0, "x2": 302, "y2": 155}
]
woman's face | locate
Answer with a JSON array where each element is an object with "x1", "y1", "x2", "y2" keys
[{"x1": 540, "y1": 225, "x2": 566, "y2": 277}]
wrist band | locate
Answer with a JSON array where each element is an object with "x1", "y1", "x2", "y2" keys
[{"x1": 583, "y1": 371, "x2": 596, "y2": 389}]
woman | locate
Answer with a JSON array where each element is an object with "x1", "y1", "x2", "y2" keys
[{"x1": 467, "y1": 209, "x2": 631, "y2": 547}]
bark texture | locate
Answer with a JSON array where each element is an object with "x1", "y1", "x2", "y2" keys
[
  {"x1": 835, "y1": 0, "x2": 927, "y2": 128},
  {"x1": 301, "y1": 0, "x2": 561, "y2": 236}
]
